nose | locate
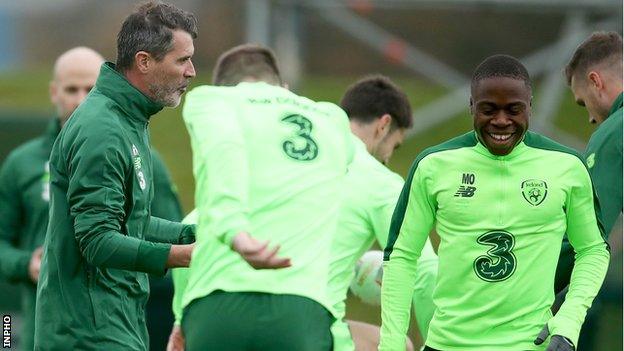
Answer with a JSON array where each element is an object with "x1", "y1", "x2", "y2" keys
[
  {"x1": 490, "y1": 111, "x2": 512, "y2": 127},
  {"x1": 185, "y1": 60, "x2": 196, "y2": 78}
]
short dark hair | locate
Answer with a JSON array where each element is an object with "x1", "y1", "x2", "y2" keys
[
  {"x1": 213, "y1": 44, "x2": 282, "y2": 86},
  {"x1": 565, "y1": 31, "x2": 623, "y2": 85},
  {"x1": 116, "y1": 1, "x2": 198, "y2": 72},
  {"x1": 471, "y1": 54, "x2": 532, "y2": 94},
  {"x1": 340, "y1": 75, "x2": 413, "y2": 129}
]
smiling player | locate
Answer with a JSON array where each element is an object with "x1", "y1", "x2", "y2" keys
[{"x1": 379, "y1": 54, "x2": 609, "y2": 351}]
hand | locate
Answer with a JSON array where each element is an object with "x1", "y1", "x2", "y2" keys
[
  {"x1": 166, "y1": 244, "x2": 195, "y2": 268},
  {"x1": 166, "y1": 325, "x2": 185, "y2": 351},
  {"x1": 534, "y1": 325, "x2": 575, "y2": 351},
  {"x1": 231, "y1": 232, "x2": 291, "y2": 269},
  {"x1": 28, "y1": 247, "x2": 43, "y2": 283}
]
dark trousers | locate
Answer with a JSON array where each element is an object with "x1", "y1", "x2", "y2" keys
[{"x1": 183, "y1": 291, "x2": 333, "y2": 351}]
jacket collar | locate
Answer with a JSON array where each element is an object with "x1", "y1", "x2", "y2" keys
[
  {"x1": 474, "y1": 131, "x2": 527, "y2": 160},
  {"x1": 94, "y1": 62, "x2": 163, "y2": 125},
  {"x1": 607, "y1": 92, "x2": 623, "y2": 117}
]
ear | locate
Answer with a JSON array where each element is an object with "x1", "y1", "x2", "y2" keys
[
  {"x1": 376, "y1": 114, "x2": 392, "y2": 136},
  {"x1": 49, "y1": 80, "x2": 57, "y2": 105},
  {"x1": 469, "y1": 97, "x2": 475, "y2": 115},
  {"x1": 587, "y1": 71, "x2": 604, "y2": 91},
  {"x1": 135, "y1": 51, "x2": 152, "y2": 74}
]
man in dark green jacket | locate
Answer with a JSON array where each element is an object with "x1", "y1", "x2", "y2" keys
[
  {"x1": 0, "y1": 47, "x2": 104, "y2": 351},
  {"x1": 555, "y1": 31, "x2": 622, "y2": 350},
  {"x1": 34, "y1": 3, "x2": 197, "y2": 350},
  {"x1": 556, "y1": 31, "x2": 622, "y2": 293},
  {"x1": 0, "y1": 47, "x2": 185, "y2": 351}
]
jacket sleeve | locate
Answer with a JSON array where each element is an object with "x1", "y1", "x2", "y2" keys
[
  {"x1": 371, "y1": 171, "x2": 438, "y2": 340},
  {"x1": 183, "y1": 89, "x2": 250, "y2": 246},
  {"x1": 549, "y1": 160, "x2": 610, "y2": 346},
  {"x1": 379, "y1": 159, "x2": 436, "y2": 351},
  {"x1": 146, "y1": 216, "x2": 195, "y2": 244},
  {"x1": 67, "y1": 128, "x2": 171, "y2": 275},
  {"x1": 0, "y1": 154, "x2": 31, "y2": 282},
  {"x1": 150, "y1": 149, "x2": 184, "y2": 222}
]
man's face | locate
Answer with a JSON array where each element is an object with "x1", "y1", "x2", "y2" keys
[
  {"x1": 471, "y1": 77, "x2": 530, "y2": 156},
  {"x1": 570, "y1": 74, "x2": 611, "y2": 124},
  {"x1": 373, "y1": 127, "x2": 405, "y2": 165},
  {"x1": 50, "y1": 61, "x2": 100, "y2": 126},
  {"x1": 147, "y1": 29, "x2": 196, "y2": 107}
]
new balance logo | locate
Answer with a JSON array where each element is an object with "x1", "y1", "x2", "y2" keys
[
  {"x1": 454, "y1": 173, "x2": 477, "y2": 197},
  {"x1": 454, "y1": 186, "x2": 476, "y2": 197}
]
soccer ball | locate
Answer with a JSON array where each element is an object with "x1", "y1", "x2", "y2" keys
[{"x1": 349, "y1": 250, "x2": 384, "y2": 306}]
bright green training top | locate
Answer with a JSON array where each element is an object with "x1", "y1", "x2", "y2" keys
[
  {"x1": 329, "y1": 136, "x2": 438, "y2": 351},
  {"x1": 181, "y1": 82, "x2": 354, "y2": 316},
  {"x1": 380, "y1": 131, "x2": 609, "y2": 351}
]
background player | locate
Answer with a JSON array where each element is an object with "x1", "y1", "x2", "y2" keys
[
  {"x1": 330, "y1": 75, "x2": 438, "y2": 351},
  {"x1": 555, "y1": 30, "x2": 623, "y2": 350},
  {"x1": 379, "y1": 54, "x2": 609, "y2": 351},
  {"x1": 180, "y1": 43, "x2": 353, "y2": 350}
]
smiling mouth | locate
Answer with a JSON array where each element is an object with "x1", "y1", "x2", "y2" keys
[{"x1": 487, "y1": 132, "x2": 514, "y2": 142}]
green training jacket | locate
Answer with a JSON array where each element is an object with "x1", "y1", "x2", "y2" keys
[
  {"x1": 0, "y1": 115, "x2": 182, "y2": 351},
  {"x1": 380, "y1": 131, "x2": 609, "y2": 350},
  {"x1": 34, "y1": 62, "x2": 194, "y2": 351}
]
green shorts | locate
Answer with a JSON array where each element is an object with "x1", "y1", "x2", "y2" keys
[{"x1": 183, "y1": 291, "x2": 333, "y2": 351}]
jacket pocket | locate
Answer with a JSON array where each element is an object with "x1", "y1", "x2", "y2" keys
[{"x1": 86, "y1": 265, "x2": 101, "y2": 329}]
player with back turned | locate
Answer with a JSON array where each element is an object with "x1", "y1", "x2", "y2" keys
[
  {"x1": 379, "y1": 55, "x2": 609, "y2": 351},
  {"x1": 179, "y1": 44, "x2": 354, "y2": 351}
]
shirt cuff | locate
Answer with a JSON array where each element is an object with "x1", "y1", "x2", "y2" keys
[{"x1": 135, "y1": 241, "x2": 172, "y2": 276}]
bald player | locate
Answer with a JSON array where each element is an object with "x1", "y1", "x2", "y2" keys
[{"x1": 0, "y1": 47, "x2": 103, "y2": 350}]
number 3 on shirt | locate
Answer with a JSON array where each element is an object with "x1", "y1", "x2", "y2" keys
[
  {"x1": 473, "y1": 230, "x2": 517, "y2": 282},
  {"x1": 281, "y1": 114, "x2": 318, "y2": 161}
]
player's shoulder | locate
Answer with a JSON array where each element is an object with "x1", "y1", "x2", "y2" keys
[
  {"x1": 6, "y1": 136, "x2": 45, "y2": 160},
  {"x1": 589, "y1": 112, "x2": 622, "y2": 146},
  {"x1": 1, "y1": 136, "x2": 46, "y2": 174},
  {"x1": 523, "y1": 130, "x2": 586, "y2": 168},
  {"x1": 414, "y1": 131, "x2": 478, "y2": 167},
  {"x1": 351, "y1": 145, "x2": 403, "y2": 185},
  {"x1": 60, "y1": 105, "x2": 127, "y2": 157}
]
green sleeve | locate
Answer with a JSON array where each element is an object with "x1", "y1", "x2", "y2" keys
[
  {"x1": 370, "y1": 174, "x2": 403, "y2": 248},
  {"x1": 549, "y1": 161, "x2": 610, "y2": 346},
  {"x1": 183, "y1": 90, "x2": 250, "y2": 245},
  {"x1": 150, "y1": 149, "x2": 184, "y2": 222},
  {"x1": 146, "y1": 216, "x2": 195, "y2": 244},
  {"x1": 68, "y1": 130, "x2": 171, "y2": 275},
  {"x1": 0, "y1": 154, "x2": 31, "y2": 282},
  {"x1": 372, "y1": 172, "x2": 437, "y2": 340},
  {"x1": 379, "y1": 161, "x2": 436, "y2": 351}
]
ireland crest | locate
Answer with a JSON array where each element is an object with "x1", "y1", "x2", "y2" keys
[{"x1": 521, "y1": 179, "x2": 547, "y2": 206}]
